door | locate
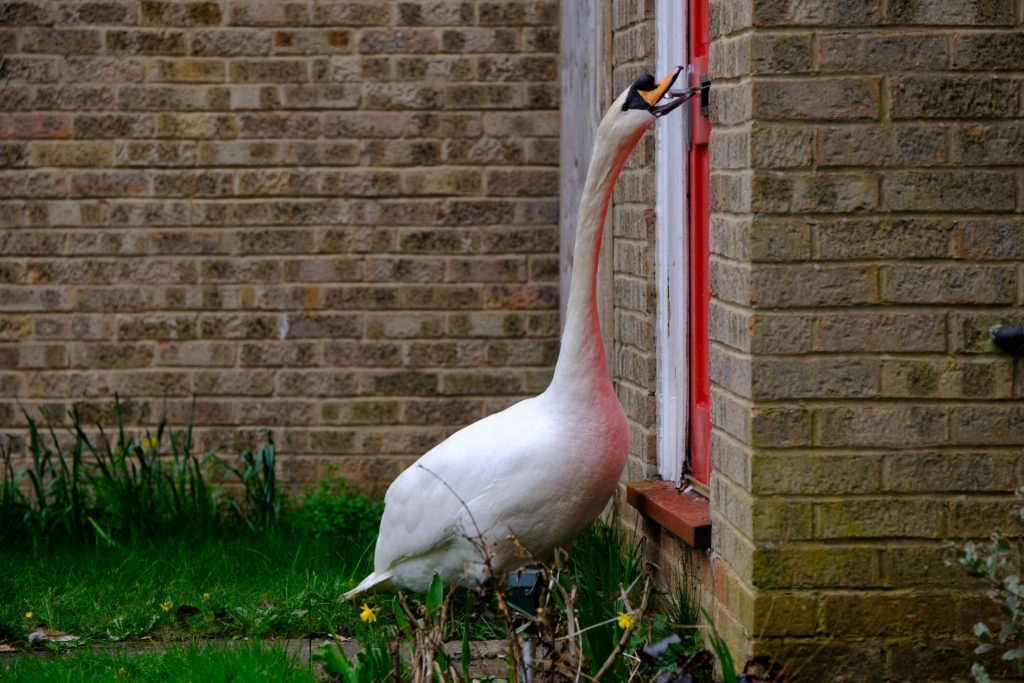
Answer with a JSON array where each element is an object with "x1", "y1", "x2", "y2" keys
[{"x1": 655, "y1": 0, "x2": 711, "y2": 486}]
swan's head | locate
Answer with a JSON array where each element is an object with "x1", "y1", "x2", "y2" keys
[{"x1": 600, "y1": 67, "x2": 686, "y2": 144}]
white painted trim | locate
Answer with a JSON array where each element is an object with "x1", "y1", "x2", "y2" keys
[{"x1": 655, "y1": 0, "x2": 689, "y2": 485}]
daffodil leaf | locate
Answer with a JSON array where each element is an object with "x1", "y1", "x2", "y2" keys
[
  {"x1": 390, "y1": 602, "x2": 408, "y2": 630},
  {"x1": 426, "y1": 572, "x2": 443, "y2": 615}
]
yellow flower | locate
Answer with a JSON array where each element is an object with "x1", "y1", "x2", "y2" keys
[
  {"x1": 114, "y1": 667, "x2": 128, "y2": 679},
  {"x1": 202, "y1": 593, "x2": 210, "y2": 601},
  {"x1": 616, "y1": 611, "x2": 634, "y2": 629},
  {"x1": 24, "y1": 611, "x2": 33, "y2": 619},
  {"x1": 160, "y1": 601, "x2": 173, "y2": 612},
  {"x1": 142, "y1": 436, "x2": 158, "y2": 450},
  {"x1": 359, "y1": 603, "x2": 379, "y2": 624}
]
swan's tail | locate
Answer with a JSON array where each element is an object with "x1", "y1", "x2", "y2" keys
[{"x1": 344, "y1": 570, "x2": 393, "y2": 600}]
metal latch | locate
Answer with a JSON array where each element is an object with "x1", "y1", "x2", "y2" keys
[
  {"x1": 667, "y1": 71, "x2": 711, "y2": 114},
  {"x1": 667, "y1": 78, "x2": 708, "y2": 104},
  {"x1": 698, "y1": 74, "x2": 711, "y2": 117}
]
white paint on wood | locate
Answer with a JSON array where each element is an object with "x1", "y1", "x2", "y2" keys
[{"x1": 655, "y1": 0, "x2": 689, "y2": 485}]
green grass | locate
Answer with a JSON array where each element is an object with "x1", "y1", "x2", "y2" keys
[
  {"x1": 1, "y1": 639, "x2": 317, "y2": 682},
  {"x1": 0, "y1": 526, "x2": 381, "y2": 647}
]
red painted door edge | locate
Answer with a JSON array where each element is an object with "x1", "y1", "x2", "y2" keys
[{"x1": 688, "y1": 0, "x2": 712, "y2": 484}]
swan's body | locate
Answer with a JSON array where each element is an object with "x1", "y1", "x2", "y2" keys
[{"x1": 346, "y1": 68, "x2": 686, "y2": 597}]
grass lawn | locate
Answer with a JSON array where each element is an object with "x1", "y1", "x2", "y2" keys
[
  {"x1": 0, "y1": 527, "x2": 377, "y2": 647},
  {"x1": 2, "y1": 640, "x2": 318, "y2": 683},
  {"x1": 0, "y1": 524, "x2": 388, "y2": 680}
]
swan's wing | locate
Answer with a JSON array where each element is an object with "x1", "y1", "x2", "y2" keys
[{"x1": 371, "y1": 397, "x2": 557, "y2": 577}]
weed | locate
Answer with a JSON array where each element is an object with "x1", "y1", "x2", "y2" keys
[
  {"x1": 0, "y1": 435, "x2": 26, "y2": 537},
  {"x1": 704, "y1": 609, "x2": 739, "y2": 682},
  {"x1": 566, "y1": 520, "x2": 645, "y2": 678},
  {"x1": 285, "y1": 466, "x2": 384, "y2": 543},
  {"x1": 314, "y1": 636, "x2": 397, "y2": 683},
  {"x1": 220, "y1": 427, "x2": 280, "y2": 530},
  {"x1": 333, "y1": 520, "x2": 697, "y2": 682},
  {"x1": 0, "y1": 398, "x2": 389, "y2": 651},
  {"x1": 949, "y1": 486, "x2": 1024, "y2": 682},
  {"x1": 16, "y1": 405, "x2": 88, "y2": 540},
  {"x1": 0, "y1": 399, "x2": 282, "y2": 543},
  {"x1": 84, "y1": 405, "x2": 223, "y2": 537}
]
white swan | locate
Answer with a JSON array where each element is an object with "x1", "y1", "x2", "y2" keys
[{"x1": 346, "y1": 67, "x2": 688, "y2": 597}]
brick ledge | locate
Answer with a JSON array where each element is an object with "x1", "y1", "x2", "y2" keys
[{"x1": 626, "y1": 481, "x2": 711, "y2": 549}]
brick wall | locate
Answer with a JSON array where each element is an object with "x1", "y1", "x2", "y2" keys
[
  {"x1": 0, "y1": 0, "x2": 561, "y2": 495},
  {"x1": 710, "y1": 0, "x2": 1024, "y2": 678}
]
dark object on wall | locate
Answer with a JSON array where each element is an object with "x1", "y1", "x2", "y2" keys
[{"x1": 991, "y1": 326, "x2": 1024, "y2": 354}]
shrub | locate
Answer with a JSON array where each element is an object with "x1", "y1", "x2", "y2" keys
[
  {"x1": 285, "y1": 466, "x2": 383, "y2": 542},
  {"x1": 949, "y1": 486, "x2": 1024, "y2": 682}
]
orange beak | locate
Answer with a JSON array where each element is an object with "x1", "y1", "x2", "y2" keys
[{"x1": 639, "y1": 66, "x2": 682, "y2": 108}]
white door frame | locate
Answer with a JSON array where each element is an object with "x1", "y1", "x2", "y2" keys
[{"x1": 654, "y1": 0, "x2": 689, "y2": 485}]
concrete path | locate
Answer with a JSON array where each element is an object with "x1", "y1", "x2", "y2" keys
[{"x1": 1, "y1": 636, "x2": 512, "y2": 679}]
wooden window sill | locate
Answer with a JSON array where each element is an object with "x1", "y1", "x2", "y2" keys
[{"x1": 626, "y1": 481, "x2": 711, "y2": 549}]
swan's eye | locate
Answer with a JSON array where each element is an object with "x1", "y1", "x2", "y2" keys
[{"x1": 623, "y1": 74, "x2": 657, "y2": 111}]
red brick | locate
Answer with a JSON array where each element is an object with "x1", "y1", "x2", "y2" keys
[
  {"x1": 752, "y1": 77, "x2": 880, "y2": 120},
  {"x1": 238, "y1": 112, "x2": 319, "y2": 138},
  {"x1": 22, "y1": 27, "x2": 103, "y2": 53},
  {"x1": 141, "y1": 1, "x2": 223, "y2": 26},
  {"x1": 57, "y1": 1, "x2": 139, "y2": 24},
  {"x1": 65, "y1": 56, "x2": 146, "y2": 83},
  {"x1": 106, "y1": 28, "x2": 186, "y2": 54},
  {"x1": 229, "y1": 2, "x2": 310, "y2": 26},
  {"x1": 312, "y1": 2, "x2": 390, "y2": 25},
  {"x1": 70, "y1": 170, "x2": 149, "y2": 197},
  {"x1": 190, "y1": 28, "x2": 272, "y2": 56},
  {"x1": 1, "y1": 113, "x2": 71, "y2": 139}
]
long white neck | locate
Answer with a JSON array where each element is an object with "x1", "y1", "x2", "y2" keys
[{"x1": 546, "y1": 122, "x2": 649, "y2": 401}]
